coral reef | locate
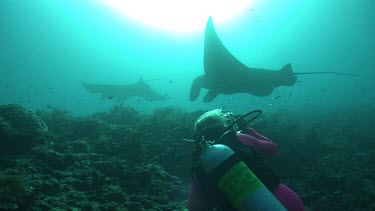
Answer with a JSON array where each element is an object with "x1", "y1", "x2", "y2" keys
[
  {"x1": 0, "y1": 103, "x2": 374, "y2": 210},
  {"x1": 0, "y1": 104, "x2": 48, "y2": 154}
]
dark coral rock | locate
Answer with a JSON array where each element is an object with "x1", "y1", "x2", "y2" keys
[
  {"x1": 0, "y1": 174, "x2": 28, "y2": 210},
  {"x1": 0, "y1": 104, "x2": 48, "y2": 154},
  {"x1": 70, "y1": 118, "x2": 104, "y2": 140},
  {"x1": 32, "y1": 147, "x2": 66, "y2": 170},
  {"x1": 69, "y1": 139, "x2": 90, "y2": 153},
  {"x1": 92, "y1": 105, "x2": 142, "y2": 125}
]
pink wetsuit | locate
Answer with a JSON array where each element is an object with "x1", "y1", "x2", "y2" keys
[{"x1": 187, "y1": 128, "x2": 305, "y2": 211}]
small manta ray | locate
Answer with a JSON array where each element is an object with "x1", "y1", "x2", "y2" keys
[
  {"x1": 190, "y1": 17, "x2": 356, "y2": 102},
  {"x1": 81, "y1": 78, "x2": 168, "y2": 103}
]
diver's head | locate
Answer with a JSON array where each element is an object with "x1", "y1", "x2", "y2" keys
[{"x1": 194, "y1": 109, "x2": 237, "y2": 143}]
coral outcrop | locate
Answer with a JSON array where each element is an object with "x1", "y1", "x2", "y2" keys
[{"x1": 0, "y1": 104, "x2": 48, "y2": 154}]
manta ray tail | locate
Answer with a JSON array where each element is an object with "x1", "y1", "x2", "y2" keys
[
  {"x1": 280, "y1": 64, "x2": 357, "y2": 77},
  {"x1": 293, "y1": 71, "x2": 357, "y2": 76}
]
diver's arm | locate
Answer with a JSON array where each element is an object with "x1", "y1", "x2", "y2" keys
[
  {"x1": 244, "y1": 128, "x2": 273, "y2": 143},
  {"x1": 237, "y1": 132, "x2": 277, "y2": 157}
]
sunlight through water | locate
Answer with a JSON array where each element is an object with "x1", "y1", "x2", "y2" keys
[{"x1": 98, "y1": 0, "x2": 254, "y2": 33}]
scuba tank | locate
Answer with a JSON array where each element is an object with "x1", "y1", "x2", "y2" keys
[{"x1": 194, "y1": 141, "x2": 286, "y2": 211}]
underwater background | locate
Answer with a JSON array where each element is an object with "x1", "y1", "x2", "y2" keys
[{"x1": 0, "y1": 0, "x2": 374, "y2": 210}]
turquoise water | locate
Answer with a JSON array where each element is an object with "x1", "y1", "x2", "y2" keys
[{"x1": 1, "y1": 0, "x2": 374, "y2": 115}]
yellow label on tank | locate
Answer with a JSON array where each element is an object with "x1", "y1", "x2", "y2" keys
[{"x1": 217, "y1": 161, "x2": 263, "y2": 208}]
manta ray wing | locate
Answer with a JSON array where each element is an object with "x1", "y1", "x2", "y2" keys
[
  {"x1": 204, "y1": 17, "x2": 249, "y2": 83},
  {"x1": 81, "y1": 82, "x2": 129, "y2": 100},
  {"x1": 135, "y1": 80, "x2": 169, "y2": 101},
  {"x1": 81, "y1": 80, "x2": 168, "y2": 102}
]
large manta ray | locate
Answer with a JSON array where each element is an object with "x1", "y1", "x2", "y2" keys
[
  {"x1": 190, "y1": 17, "x2": 356, "y2": 102},
  {"x1": 81, "y1": 79, "x2": 168, "y2": 102}
]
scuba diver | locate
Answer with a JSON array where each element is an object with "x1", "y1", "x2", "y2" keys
[{"x1": 187, "y1": 109, "x2": 305, "y2": 211}]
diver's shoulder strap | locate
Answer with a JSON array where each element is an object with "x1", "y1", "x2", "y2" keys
[{"x1": 216, "y1": 130, "x2": 238, "y2": 148}]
